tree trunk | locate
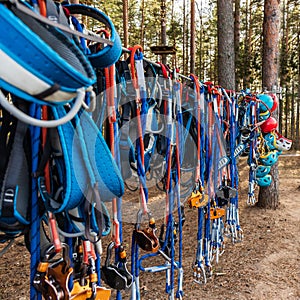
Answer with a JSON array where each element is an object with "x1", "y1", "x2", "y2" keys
[
  {"x1": 184, "y1": 2, "x2": 189, "y2": 75},
  {"x1": 285, "y1": 86, "x2": 289, "y2": 137},
  {"x1": 171, "y1": 0, "x2": 176, "y2": 68},
  {"x1": 297, "y1": 30, "x2": 300, "y2": 150},
  {"x1": 258, "y1": 0, "x2": 280, "y2": 209},
  {"x1": 198, "y1": 2, "x2": 203, "y2": 79},
  {"x1": 140, "y1": 0, "x2": 145, "y2": 49},
  {"x1": 234, "y1": 0, "x2": 240, "y2": 90},
  {"x1": 244, "y1": 0, "x2": 254, "y2": 89},
  {"x1": 296, "y1": 90, "x2": 300, "y2": 150},
  {"x1": 190, "y1": 0, "x2": 196, "y2": 74},
  {"x1": 291, "y1": 83, "x2": 295, "y2": 142},
  {"x1": 161, "y1": 0, "x2": 167, "y2": 64},
  {"x1": 217, "y1": 0, "x2": 235, "y2": 89},
  {"x1": 183, "y1": 0, "x2": 186, "y2": 73},
  {"x1": 278, "y1": 85, "x2": 283, "y2": 133},
  {"x1": 123, "y1": 0, "x2": 129, "y2": 49}
]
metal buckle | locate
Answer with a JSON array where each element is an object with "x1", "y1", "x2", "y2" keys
[{"x1": 3, "y1": 188, "x2": 15, "y2": 203}]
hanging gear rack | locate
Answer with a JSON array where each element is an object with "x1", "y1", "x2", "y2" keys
[{"x1": 0, "y1": 1, "x2": 293, "y2": 299}]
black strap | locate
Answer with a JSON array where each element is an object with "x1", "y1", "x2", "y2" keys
[
  {"x1": 34, "y1": 129, "x2": 53, "y2": 178},
  {"x1": 84, "y1": 184, "x2": 102, "y2": 243},
  {"x1": 0, "y1": 108, "x2": 16, "y2": 179},
  {"x1": 33, "y1": 83, "x2": 61, "y2": 99},
  {"x1": 0, "y1": 117, "x2": 29, "y2": 220}
]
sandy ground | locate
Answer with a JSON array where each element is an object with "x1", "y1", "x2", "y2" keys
[{"x1": 0, "y1": 154, "x2": 299, "y2": 300}]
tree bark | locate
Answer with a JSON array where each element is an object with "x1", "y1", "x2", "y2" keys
[
  {"x1": 190, "y1": 0, "x2": 196, "y2": 74},
  {"x1": 197, "y1": 2, "x2": 203, "y2": 79},
  {"x1": 185, "y1": 3, "x2": 189, "y2": 75},
  {"x1": 217, "y1": 0, "x2": 235, "y2": 90},
  {"x1": 297, "y1": 30, "x2": 300, "y2": 150},
  {"x1": 234, "y1": 0, "x2": 240, "y2": 91},
  {"x1": 161, "y1": 0, "x2": 167, "y2": 64},
  {"x1": 285, "y1": 86, "x2": 289, "y2": 137},
  {"x1": 258, "y1": 0, "x2": 280, "y2": 209},
  {"x1": 242, "y1": 0, "x2": 249, "y2": 89},
  {"x1": 261, "y1": 0, "x2": 280, "y2": 90},
  {"x1": 296, "y1": 91, "x2": 300, "y2": 150},
  {"x1": 183, "y1": 0, "x2": 186, "y2": 73},
  {"x1": 123, "y1": 0, "x2": 129, "y2": 49},
  {"x1": 140, "y1": 0, "x2": 145, "y2": 49},
  {"x1": 291, "y1": 83, "x2": 295, "y2": 142}
]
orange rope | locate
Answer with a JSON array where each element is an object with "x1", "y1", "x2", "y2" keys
[
  {"x1": 105, "y1": 65, "x2": 120, "y2": 246},
  {"x1": 130, "y1": 45, "x2": 145, "y2": 167}
]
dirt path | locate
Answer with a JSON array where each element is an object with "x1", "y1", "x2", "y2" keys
[
  {"x1": 0, "y1": 155, "x2": 299, "y2": 300},
  {"x1": 127, "y1": 154, "x2": 300, "y2": 300},
  {"x1": 178, "y1": 155, "x2": 300, "y2": 300}
]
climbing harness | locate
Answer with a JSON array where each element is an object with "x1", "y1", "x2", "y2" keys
[{"x1": 0, "y1": 1, "x2": 95, "y2": 105}]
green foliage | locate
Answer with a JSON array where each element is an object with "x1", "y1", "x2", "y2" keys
[{"x1": 84, "y1": 0, "x2": 299, "y2": 94}]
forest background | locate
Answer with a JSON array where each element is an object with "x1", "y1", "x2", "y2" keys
[{"x1": 81, "y1": 0, "x2": 299, "y2": 149}]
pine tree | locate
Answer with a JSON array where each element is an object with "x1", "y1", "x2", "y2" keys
[
  {"x1": 258, "y1": 0, "x2": 281, "y2": 209},
  {"x1": 217, "y1": 0, "x2": 235, "y2": 89}
]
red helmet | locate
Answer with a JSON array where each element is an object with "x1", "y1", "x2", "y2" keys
[
  {"x1": 269, "y1": 93, "x2": 279, "y2": 112},
  {"x1": 260, "y1": 116, "x2": 278, "y2": 133}
]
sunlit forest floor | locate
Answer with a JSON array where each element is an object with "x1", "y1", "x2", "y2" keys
[{"x1": 0, "y1": 153, "x2": 299, "y2": 299}]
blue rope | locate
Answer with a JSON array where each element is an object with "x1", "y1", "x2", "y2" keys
[
  {"x1": 29, "y1": 104, "x2": 42, "y2": 300},
  {"x1": 131, "y1": 51, "x2": 149, "y2": 300},
  {"x1": 66, "y1": 222, "x2": 74, "y2": 292},
  {"x1": 200, "y1": 86, "x2": 206, "y2": 185},
  {"x1": 114, "y1": 101, "x2": 124, "y2": 300},
  {"x1": 229, "y1": 100, "x2": 237, "y2": 205},
  {"x1": 248, "y1": 101, "x2": 256, "y2": 199}
]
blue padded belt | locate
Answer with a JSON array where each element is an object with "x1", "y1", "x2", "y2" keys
[
  {"x1": 39, "y1": 107, "x2": 89, "y2": 213},
  {"x1": 41, "y1": 106, "x2": 124, "y2": 213},
  {"x1": 0, "y1": 3, "x2": 95, "y2": 104},
  {"x1": 79, "y1": 110, "x2": 124, "y2": 201}
]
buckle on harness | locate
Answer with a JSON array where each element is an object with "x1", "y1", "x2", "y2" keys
[
  {"x1": 3, "y1": 188, "x2": 15, "y2": 203},
  {"x1": 2, "y1": 188, "x2": 16, "y2": 218}
]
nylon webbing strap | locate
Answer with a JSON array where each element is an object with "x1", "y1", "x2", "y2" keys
[
  {"x1": 33, "y1": 83, "x2": 61, "y2": 99},
  {"x1": 0, "y1": 117, "x2": 29, "y2": 221},
  {"x1": 0, "y1": 109, "x2": 15, "y2": 177},
  {"x1": 11, "y1": 0, "x2": 114, "y2": 45}
]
